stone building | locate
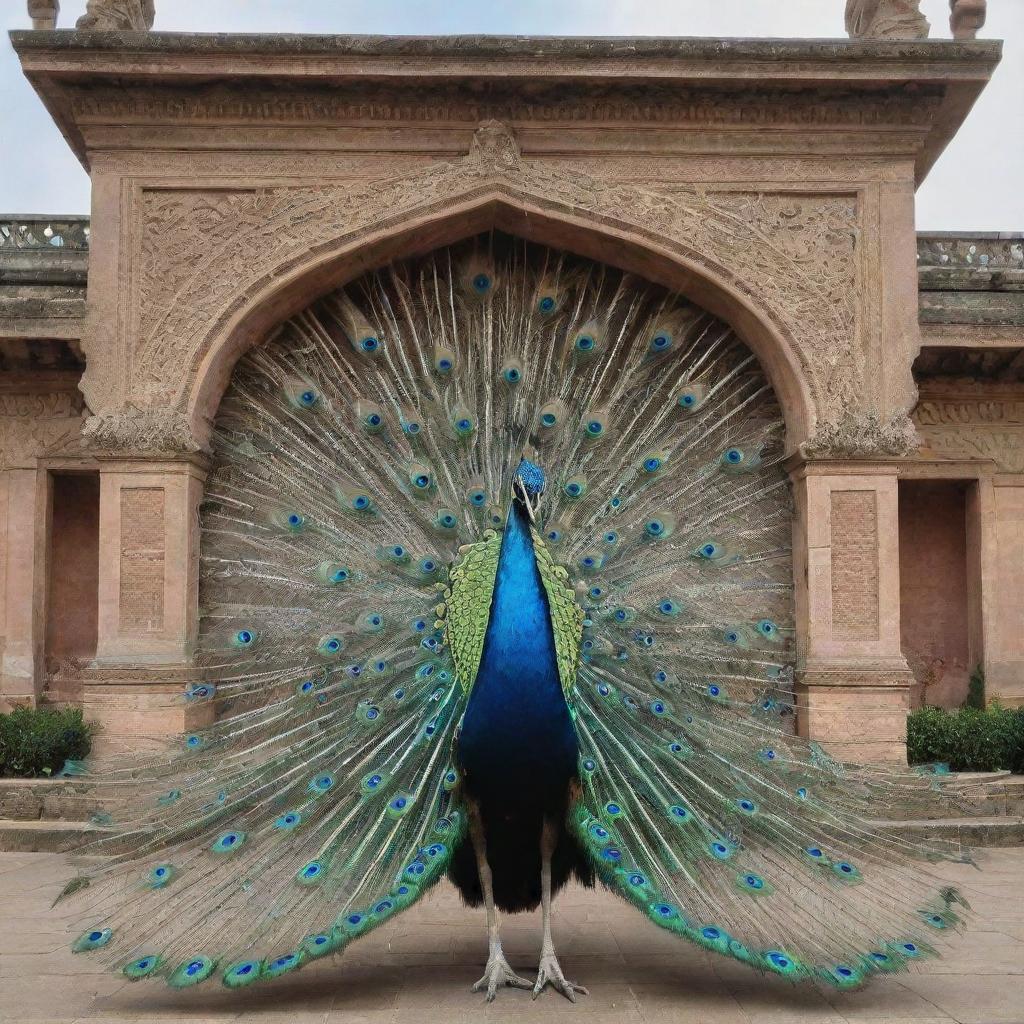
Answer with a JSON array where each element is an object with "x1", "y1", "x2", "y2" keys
[{"x1": 1, "y1": 5, "x2": 1021, "y2": 761}]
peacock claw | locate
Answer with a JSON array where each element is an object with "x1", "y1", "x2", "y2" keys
[
  {"x1": 471, "y1": 949, "x2": 533, "y2": 1002},
  {"x1": 532, "y1": 949, "x2": 588, "y2": 1002}
]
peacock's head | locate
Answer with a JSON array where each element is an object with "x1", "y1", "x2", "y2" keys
[{"x1": 513, "y1": 457, "x2": 545, "y2": 518}]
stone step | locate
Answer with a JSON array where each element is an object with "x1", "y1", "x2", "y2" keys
[
  {"x1": 0, "y1": 819, "x2": 112, "y2": 853},
  {"x1": 884, "y1": 816, "x2": 1024, "y2": 847},
  {"x1": 884, "y1": 772, "x2": 1024, "y2": 820},
  {"x1": 0, "y1": 778, "x2": 120, "y2": 822},
  {"x1": 1, "y1": 815, "x2": 1022, "y2": 855},
  {"x1": 4, "y1": 773, "x2": 1022, "y2": 819}
]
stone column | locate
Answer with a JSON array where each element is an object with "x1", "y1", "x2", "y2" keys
[
  {"x1": 85, "y1": 457, "x2": 209, "y2": 747},
  {"x1": 791, "y1": 461, "x2": 914, "y2": 761},
  {"x1": 0, "y1": 468, "x2": 52, "y2": 708},
  {"x1": 984, "y1": 479, "x2": 1024, "y2": 707}
]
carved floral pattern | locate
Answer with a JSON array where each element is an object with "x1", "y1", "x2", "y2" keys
[
  {"x1": 0, "y1": 390, "x2": 86, "y2": 468},
  {"x1": 90, "y1": 122, "x2": 865, "y2": 458}
]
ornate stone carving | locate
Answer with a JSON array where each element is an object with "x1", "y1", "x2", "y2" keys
[
  {"x1": 104, "y1": 134, "x2": 858, "y2": 448},
  {"x1": 800, "y1": 411, "x2": 920, "y2": 459},
  {"x1": 27, "y1": 0, "x2": 59, "y2": 30},
  {"x1": 914, "y1": 381, "x2": 1024, "y2": 471},
  {"x1": 950, "y1": 0, "x2": 986, "y2": 40},
  {"x1": 0, "y1": 390, "x2": 86, "y2": 468},
  {"x1": 846, "y1": 0, "x2": 930, "y2": 39},
  {"x1": 81, "y1": 406, "x2": 205, "y2": 456},
  {"x1": 67, "y1": 82, "x2": 943, "y2": 129},
  {"x1": 467, "y1": 120, "x2": 521, "y2": 169},
  {"x1": 76, "y1": 0, "x2": 153, "y2": 30}
]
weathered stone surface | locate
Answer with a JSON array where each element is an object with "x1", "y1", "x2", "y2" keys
[
  {"x1": 75, "y1": 0, "x2": 153, "y2": 31},
  {"x1": 846, "y1": 0, "x2": 930, "y2": 40}
]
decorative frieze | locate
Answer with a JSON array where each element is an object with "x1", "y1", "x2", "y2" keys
[
  {"x1": 917, "y1": 233, "x2": 1024, "y2": 271},
  {"x1": 67, "y1": 82, "x2": 943, "y2": 130},
  {"x1": 0, "y1": 388, "x2": 86, "y2": 469}
]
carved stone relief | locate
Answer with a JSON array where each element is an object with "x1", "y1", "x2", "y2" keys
[
  {"x1": 801, "y1": 410, "x2": 920, "y2": 460},
  {"x1": 80, "y1": 405, "x2": 204, "y2": 457},
  {"x1": 0, "y1": 389, "x2": 86, "y2": 468},
  {"x1": 82, "y1": 122, "x2": 868, "y2": 457},
  {"x1": 914, "y1": 381, "x2": 1024, "y2": 472}
]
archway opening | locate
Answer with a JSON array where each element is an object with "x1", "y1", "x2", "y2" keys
[{"x1": 199, "y1": 230, "x2": 796, "y2": 731}]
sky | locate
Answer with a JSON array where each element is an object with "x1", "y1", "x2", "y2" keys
[{"x1": 0, "y1": 0, "x2": 1021, "y2": 231}]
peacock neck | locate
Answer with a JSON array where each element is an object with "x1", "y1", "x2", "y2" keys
[{"x1": 456, "y1": 500, "x2": 579, "y2": 790}]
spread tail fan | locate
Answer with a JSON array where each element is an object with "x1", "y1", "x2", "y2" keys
[{"x1": 59, "y1": 233, "x2": 969, "y2": 991}]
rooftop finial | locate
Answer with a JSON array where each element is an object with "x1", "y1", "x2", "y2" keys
[
  {"x1": 76, "y1": 0, "x2": 155, "y2": 30},
  {"x1": 27, "y1": 0, "x2": 59, "y2": 30},
  {"x1": 949, "y1": 0, "x2": 986, "y2": 40},
  {"x1": 845, "y1": 0, "x2": 930, "y2": 39}
]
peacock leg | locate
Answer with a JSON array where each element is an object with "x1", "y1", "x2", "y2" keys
[
  {"x1": 468, "y1": 800, "x2": 532, "y2": 1001},
  {"x1": 533, "y1": 816, "x2": 589, "y2": 1001}
]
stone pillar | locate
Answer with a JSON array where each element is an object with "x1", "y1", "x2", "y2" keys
[
  {"x1": 791, "y1": 461, "x2": 914, "y2": 762},
  {"x1": 84, "y1": 458, "x2": 209, "y2": 748},
  {"x1": 0, "y1": 468, "x2": 52, "y2": 708},
  {"x1": 984, "y1": 479, "x2": 1024, "y2": 707}
]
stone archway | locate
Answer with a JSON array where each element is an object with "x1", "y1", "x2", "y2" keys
[
  {"x1": 75, "y1": 126, "x2": 917, "y2": 760},
  {"x1": 181, "y1": 160, "x2": 818, "y2": 455}
]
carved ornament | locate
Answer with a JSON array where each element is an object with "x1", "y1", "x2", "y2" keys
[
  {"x1": 80, "y1": 406, "x2": 205, "y2": 456},
  {"x1": 76, "y1": 0, "x2": 153, "y2": 30},
  {"x1": 800, "y1": 410, "x2": 920, "y2": 460},
  {"x1": 846, "y1": 0, "x2": 930, "y2": 39},
  {"x1": 914, "y1": 383, "x2": 1024, "y2": 472},
  {"x1": 0, "y1": 390, "x2": 86, "y2": 468}
]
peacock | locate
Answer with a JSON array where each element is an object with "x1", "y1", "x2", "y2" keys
[{"x1": 57, "y1": 232, "x2": 971, "y2": 1002}]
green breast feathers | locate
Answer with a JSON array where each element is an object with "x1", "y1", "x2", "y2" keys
[{"x1": 439, "y1": 524, "x2": 584, "y2": 696}]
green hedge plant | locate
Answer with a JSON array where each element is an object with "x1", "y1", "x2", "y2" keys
[
  {"x1": 907, "y1": 704, "x2": 1024, "y2": 773},
  {"x1": 0, "y1": 706, "x2": 92, "y2": 778}
]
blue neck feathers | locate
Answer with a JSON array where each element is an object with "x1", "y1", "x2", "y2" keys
[{"x1": 457, "y1": 502, "x2": 578, "y2": 792}]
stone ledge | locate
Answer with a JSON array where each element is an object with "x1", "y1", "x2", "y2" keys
[{"x1": 8, "y1": 32, "x2": 1004, "y2": 64}]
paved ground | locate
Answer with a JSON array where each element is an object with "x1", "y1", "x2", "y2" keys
[{"x1": 2, "y1": 851, "x2": 1023, "y2": 1024}]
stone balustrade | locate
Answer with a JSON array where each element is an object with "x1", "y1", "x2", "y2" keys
[
  {"x1": 918, "y1": 232, "x2": 1024, "y2": 270},
  {"x1": 0, "y1": 218, "x2": 90, "y2": 251}
]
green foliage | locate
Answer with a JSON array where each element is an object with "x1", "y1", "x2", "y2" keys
[
  {"x1": 964, "y1": 666, "x2": 986, "y2": 710},
  {"x1": 907, "y1": 704, "x2": 1024, "y2": 773},
  {"x1": 0, "y1": 705, "x2": 92, "y2": 778}
]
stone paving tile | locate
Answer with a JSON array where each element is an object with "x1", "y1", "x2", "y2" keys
[{"x1": 3, "y1": 852, "x2": 1024, "y2": 1024}]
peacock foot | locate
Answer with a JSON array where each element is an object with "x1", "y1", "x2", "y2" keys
[
  {"x1": 471, "y1": 947, "x2": 533, "y2": 1002},
  {"x1": 532, "y1": 946, "x2": 589, "y2": 1002}
]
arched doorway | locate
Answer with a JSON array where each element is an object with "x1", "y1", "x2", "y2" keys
[{"x1": 198, "y1": 231, "x2": 796, "y2": 741}]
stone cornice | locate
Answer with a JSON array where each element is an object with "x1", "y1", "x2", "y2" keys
[{"x1": 12, "y1": 32, "x2": 1001, "y2": 182}]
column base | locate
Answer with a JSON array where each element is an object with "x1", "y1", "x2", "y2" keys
[{"x1": 796, "y1": 664, "x2": 916, "y2": 763}]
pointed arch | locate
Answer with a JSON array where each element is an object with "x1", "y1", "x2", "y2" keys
[{"x1": 186, "y1": 184, "x2": 815, "y2": 451}]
